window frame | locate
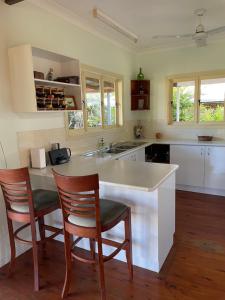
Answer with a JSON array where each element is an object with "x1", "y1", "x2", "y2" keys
[
  {"x1": 168, "y1": 71, "x2": 225, "y2": 126},
  {"x1": 65, "y1": 65, "x2": 123, "y2": 135}
]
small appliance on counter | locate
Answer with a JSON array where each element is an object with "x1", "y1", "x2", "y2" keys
[
  {"x1": 48, "y1": 144, "x2": 71, "y2": 165},
  {"x1": 30, "y1": 148, "x2": 46, "y2": 169}
]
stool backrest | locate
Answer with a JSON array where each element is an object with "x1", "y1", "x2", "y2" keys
[
  {"x1": 0, "y1": 167, "x2": 33, "y2": 213},
  {"x1": 53, "y1": 170, "x2": 100, "y2": 230}
]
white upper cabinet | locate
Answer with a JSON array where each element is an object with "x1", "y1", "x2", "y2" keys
[
  {"x1": 8, "y1": 44, "x2": 82, "y2": 112},
  {"x1": 170, "y1": 145, "x2": 205, "y2": 187},
  {"x1": 204, "y1": 146, "x2": 225, "y2": 190}
]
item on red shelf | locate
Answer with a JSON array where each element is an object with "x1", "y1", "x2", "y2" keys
[{"x1": 55, "y1": 76, "x2": 79, "y2": 84}]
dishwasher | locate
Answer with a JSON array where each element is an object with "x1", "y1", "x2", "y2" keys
[{"x1": 145, "y1": 144, "x2": 170, "y2": 163}]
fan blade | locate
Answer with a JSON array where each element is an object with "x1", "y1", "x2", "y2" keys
[
  {"x1": 152, "y1": 33, "x2": 192, "y2": 39},
  {"x1": 207, "y1": 26, "x2": 225, "y2": 35}
]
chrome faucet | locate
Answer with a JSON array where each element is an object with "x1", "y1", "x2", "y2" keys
[
  {"x1": 97, "y1": 137, "x2": 105, "y2": 150},
  {"x1": 109, "y1": 142, "x2": 113, "y2": 150}
]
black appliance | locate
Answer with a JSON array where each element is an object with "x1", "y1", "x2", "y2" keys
[
  {"x1": 48, "y1": 148, "x2": 71, "y2": 165},
  {"x1": 145, "y1": 144, "x2": 170, "y2": 164}
]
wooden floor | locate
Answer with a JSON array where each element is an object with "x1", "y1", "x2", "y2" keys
[{"x1": 1, "y1": 191, "x2": 225, "y2": 299}]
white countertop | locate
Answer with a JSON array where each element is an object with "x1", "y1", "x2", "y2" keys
[
  {"x1": 139, "y1": 138, "x2": 225, "y2": 147},
  {"x1": 31, "y1": 137, "x2": 225, "y2": 191},
  {"x1": 77, "y1": 138, "x2": 225, "y2": 158},
  {"x1": 30, "y1": 154, "x2": 178, "y2": 192}
]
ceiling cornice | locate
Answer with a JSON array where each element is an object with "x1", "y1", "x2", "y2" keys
[{"x1": 27, "y1": 0, "x2": 136, "y2": 54}]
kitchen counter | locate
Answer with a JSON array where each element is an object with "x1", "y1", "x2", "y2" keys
[
  {"x1": 30, "y1": 149, "x2": 178, "y2": 273},
  {"x1": 137, "y1": 138, "x2": 225, "y2": 147},
  {"x1": 30, "y1": 155, "x2": 178, "y2": 192},
  {"x1": 70, "y1": 138, "x2": 225, "y2": 163}
]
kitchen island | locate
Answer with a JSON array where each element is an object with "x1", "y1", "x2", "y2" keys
[{"x1": 30, "y1": 155, "x2": 178, "y2": 272}]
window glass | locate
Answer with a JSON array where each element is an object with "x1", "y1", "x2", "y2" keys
[
  {"x1": 67, "y1": 111, "x2": 84, "y2": 129},
  {"x1": 172, "y1": 81, "x2": 195, "y2": 122},
  {"x1": 199, "y1": 78, "x2": 225, "y2": 122},
  {"x1": 85, "y1": 77, "x2": 102, "y2": 128},
  {"x1": 103, "y1": 80, "x2": 116, "y2": 126}
]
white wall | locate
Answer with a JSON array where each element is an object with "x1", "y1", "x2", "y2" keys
[
  {"x1": 137, "y1": 40, "x2": 225, "y2": 139},
  {"x1": 0, "y1": 1, "x2": 140, "y2": 266},
  {"x1": 0, "y1": 1, "x2": 139, "y2": 168}
]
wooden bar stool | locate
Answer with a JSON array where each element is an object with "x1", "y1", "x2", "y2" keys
[
  {"x1": 53, "y1": 170, "x2": 133, "y2": 300},
  {"x1": 0, "y1": 167, "x2": 62, "y2": 291}
]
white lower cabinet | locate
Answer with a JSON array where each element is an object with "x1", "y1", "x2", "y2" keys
[
  {"x1": 118, "y1": 148, "x2": 145, "y2": 162},
  {"x1": 170, "y1": 144, "x2": 225, "y2": 191},
  {"x1": 170, "y1": 145, "x2": 204, "y2": 187},
  {"x1": 204, "y1": 146, "x2": 225, "y2": 190}
]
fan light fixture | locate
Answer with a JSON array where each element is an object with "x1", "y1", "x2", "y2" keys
[{"x1": 93, "y1": 7, "x2": 138, "y2": 43}]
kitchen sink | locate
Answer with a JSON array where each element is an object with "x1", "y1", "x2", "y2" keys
[
  {"x1": 111, "y1": 141, "x2": 146, "y2": 150},
  {"x1": 105, "y1": 148, "x2": 127, "y2": 154},
  {"x1": 81, "y1": 141, "x2": 147, "y2": 157}
]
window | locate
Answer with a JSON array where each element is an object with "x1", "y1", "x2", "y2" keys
[
  {"x1": 85, "y1": 75, "x2": 102, "y2": 128},
  {"x1": 66, "y1": 66, "x2": 123, "y2": 133},
  {"x1": 103, "y1": 80, "x2": 117, "y2": 126},
  {"x1": 169, "y1": 72, "x2": 225, "y2": 124},
  {"x1": 199, "y1": 78, "x2": 225, "y2": 122},
  {"x1": 172, "y1": 80, "x2": 195, "y2": 122}
]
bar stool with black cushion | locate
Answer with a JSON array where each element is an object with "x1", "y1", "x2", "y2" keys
[
  {"x1": 0, "y1": 167, "x2": 63, "y2": 291},
  {"x1": 53, "y1": 170, "x2": 133, "y2": 300}
]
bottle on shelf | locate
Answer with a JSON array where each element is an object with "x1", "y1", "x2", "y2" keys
[
  {"x1": 46, "y1": 68, "x2": 54, "y2": 81},
  {"x1": 137, "y1": 68, "x2": 144, "y2": 80},
  {"x1": 139, "y1": 84, "x2": 145, "y2": 95}
]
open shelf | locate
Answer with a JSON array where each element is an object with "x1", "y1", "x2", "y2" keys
[
  {"x1": 131, "y1": 80, "x2": 150, "y2": 110},
  {"x1": 34, "y1": 78, "x2": 80, "y2": 88},
  {"x1": 8, "y1": 44, "x2": 82, "y2": 112}
]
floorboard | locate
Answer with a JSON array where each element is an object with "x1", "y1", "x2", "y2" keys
[{"x1": 1, "y1": 190, "x2": 225, "y2": 299}]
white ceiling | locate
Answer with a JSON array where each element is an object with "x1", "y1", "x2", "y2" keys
[{"x1": 29, "y1": 0, "x2": 225, "y2": 51}]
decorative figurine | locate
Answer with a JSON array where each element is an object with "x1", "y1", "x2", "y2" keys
[{"x1": 134, "y1": 120, "x2": 144, "y2": 139}]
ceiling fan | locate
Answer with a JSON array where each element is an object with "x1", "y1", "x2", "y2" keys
[{"x1": 153, "y1": 8, "x2": 225, "y2": 47}]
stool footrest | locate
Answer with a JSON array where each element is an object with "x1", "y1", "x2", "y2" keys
[
  {"x1": 14, "y1": 223, "x2": 32, "y2": 244},
  {"x1": 71, "y1": 251, "x2": 96, "y2": 264},
  {"x1": 14, "y1": 222, "x2": 63, "y2": 245},
  {"x1": 102, "y1": 238, "x2": 128, "y2": 262}
]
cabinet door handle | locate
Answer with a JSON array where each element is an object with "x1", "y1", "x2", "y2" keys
[
  {"x1": 200, "y1": 147, "x2": 204, "y2": 156},
  {"x1": 207, "y1": 148, "x2": 210, "y2": 156}
]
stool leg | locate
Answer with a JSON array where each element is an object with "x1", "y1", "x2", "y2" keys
[
  {"x1": 97, "y1": 237, "x2": 106, "y2": 300},
  {"x1": 38, "y1": 216, "x2": 46, "y2": 257},
  {"x1": 89, "y1": 238, "x2": 96, "y2": 261},
  {"x1": 125, "y1": 208, "x2": 133, "y2": 280},
  {"x1": 6, "y1": 218, "x2": 16, "y2": 277},
  {"x1": 30, "y1": 220, "x2": 40, "y2": 291},
  {"x1": 62, "y1": 231, "x2": 72, "y2": 299}
]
